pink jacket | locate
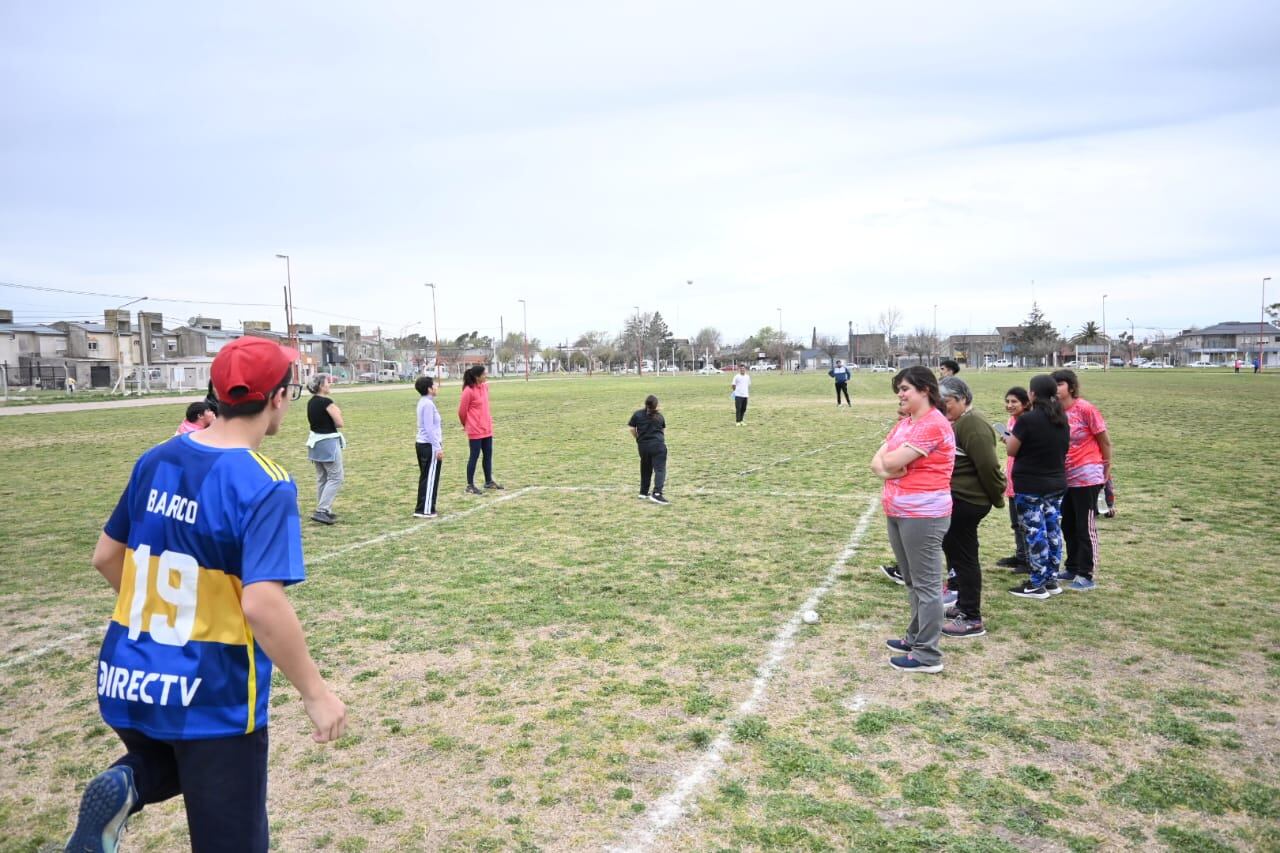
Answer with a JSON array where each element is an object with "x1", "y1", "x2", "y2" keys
[{"x1": 457, "y1": 382, "x2": 493, "y2": 439}]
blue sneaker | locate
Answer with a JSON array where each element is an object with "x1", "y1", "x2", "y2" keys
[
  {"x1": 885, "y1": 638, "x2": 911, "y2": 652},
  {"x1": 1068, "y1": 576, "x2": 1097, "y2": 591},
  {"x1": 1055, "y1": 569, "x2": 1077, "y2": 581},
  {"x1": 66, "y1": 765, "x2": 137, "y2": 852},
  {"x1": 889, "y1": 654, "x2": 943, "y2": 674},
  {"x1": 942, "y1": 589, "x2": 958, "y2": 606}
]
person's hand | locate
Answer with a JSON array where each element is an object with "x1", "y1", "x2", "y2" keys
[
  {"x1": 303, "y1": 688, "x2": 347, "y2": 743},
  {"x1": 436, "y1": 450, "x2": 444, "y2": 460}
]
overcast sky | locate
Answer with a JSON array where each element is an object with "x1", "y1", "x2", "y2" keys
[{"x1": 3, "y1": 1, "x2": 1278, "y2": 345}]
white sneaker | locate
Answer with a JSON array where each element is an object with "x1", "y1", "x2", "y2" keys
[{"x1": 412, "y1": 512, "x2": 437, "y2": 519}]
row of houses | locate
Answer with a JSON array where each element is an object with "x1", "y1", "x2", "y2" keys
[{"x1": 793, "y1": 321, "x2": 1280, "y2": 370}]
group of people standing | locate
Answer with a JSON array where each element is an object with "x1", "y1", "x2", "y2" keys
[
  {"x1": 411, "y1": 364, "x2": 505, "y2": 518},
  {"x1": 872, "y1": 365, "x2": 1111, "y2": 673}
]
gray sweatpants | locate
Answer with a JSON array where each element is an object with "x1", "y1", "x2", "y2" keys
[
  {"x1": 886, "y1": 515, "x2": 951, "y2": 666},
  {"x1": 313, "y1": 453, "x2": 344, "y2": 514}
]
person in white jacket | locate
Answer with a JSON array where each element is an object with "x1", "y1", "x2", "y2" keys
[{"x1": 414, "y1": 376, "x2": 444, "y2": 518}]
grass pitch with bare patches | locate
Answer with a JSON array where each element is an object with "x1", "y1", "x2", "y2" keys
[{"x1": 0, "y1": 370, "x2": 1277, "y2": 852}]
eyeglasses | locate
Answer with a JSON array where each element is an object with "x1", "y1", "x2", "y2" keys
[{"x1": 285, "y1": 383, "x2": 303, "y2": 401}]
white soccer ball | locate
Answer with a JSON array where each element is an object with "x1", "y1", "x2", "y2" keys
[{"x1": 801, "y1": 610, "x2": 820, "y2": 624}]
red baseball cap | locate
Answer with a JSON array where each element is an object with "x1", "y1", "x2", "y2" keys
[{"x1": 211, "y1": 336, "x2": 299, "y2": 405}]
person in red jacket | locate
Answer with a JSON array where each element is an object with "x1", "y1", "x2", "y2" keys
[{"x1": 457, "y1": 365, "x2": 504, "y2": 495}]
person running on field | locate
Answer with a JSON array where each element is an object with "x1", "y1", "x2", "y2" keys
[
  {"x1": 458, "y1": 365, "x2": 503, "y2": 494},
  {"x1": 871, "y1": 366, "x2": 955, "y2": 674},
  {"x1": 1051, "y1": 368, "x2": 1111, "y2": 590},
  {"x1": 731, "y1": 364, "x2": 750, "y2": 425},
  {"x1": 995, "y1": 386, "x2": 1031, "y2": 573},
  {"x1": 305, "y1": 373, "x2": 345, "y2": 525},
  {"x1": 1005, "y1": 374, "x2": 1070, "y2": 600},
  {"x1": 414, "y1": 375, "x2": 444, "y2": 518},
  {"x1": 938, "y1": 376, "x2": 1005, "y2": 639},
  {"x1": 628, "y1": 394, "x2": 669, "y2": 504},
  {"x1": 828, "y1": 359, "x2": 852, "y2": 406},
  {"x1": 65, "y1": 335, "x2": 346, "y2": 853}
]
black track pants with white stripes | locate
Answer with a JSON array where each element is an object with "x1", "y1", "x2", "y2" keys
[{"x1": 415, "y1": 442, "x2": 442, "y2": 515}]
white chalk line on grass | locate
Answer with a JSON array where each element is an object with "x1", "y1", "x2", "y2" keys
[
  {"x1": 0, "y1": 629, "x2": 99, "y2": 670},
  {"x1": 734, "y1": 438, "x2": 854, "y2": 477},
  {"x1": 611, "y1": 494, "x2": 881, "y2": 853}
]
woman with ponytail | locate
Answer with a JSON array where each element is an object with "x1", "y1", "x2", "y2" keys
[
  {"x1": 1004, "y1": 374, "x2": 1070, "y2": 600},
  {"x1": 627, "y1": 394, "x2": 669, "y2": 504}
]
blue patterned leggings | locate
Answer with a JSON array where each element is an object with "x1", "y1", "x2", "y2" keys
[{"x1": 1013, "y1": 491, "x2": 1064, "y2": 588}]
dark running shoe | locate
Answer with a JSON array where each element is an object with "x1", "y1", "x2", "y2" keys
[
  {"x1": 1044, "y1": 581, "x2": 1063, "y2": 596},
  {"x1": 484, "y1": 481, "x2": 505, "y2": 490},
  {"x1": 649, "y1": 493, "x2": 670, "y2": 505},
  {"x1": 995, "y1": 555, "x2": 1023, "y2": 568},
  {"x1": 889, "y1": 654, "x2": 943, "y2": 674},
  {"x1": 879, "y1": 564, "x2": 905, "y2": 585},
  {"x1": 310, "y1": 511, "x2": 334, "y2": 525},
  {"x1": 945, "y1": 604, "x2": 964, "y2": 619},
  {"x1": 885, "y1": 638, "x2": 911, "y2": 652},
  {"x1": 1009, "y1": 582, "x2": 1051, "y2": 600},
  {"x1": 942, "y1": 616, "x2": 986, "y2": 638},
  {"x1": 465, "y1": 484, "x2": 483, "y2": 495},
  {"x1": 66, "y1": 765, "x2": 137, "y2": 853}
]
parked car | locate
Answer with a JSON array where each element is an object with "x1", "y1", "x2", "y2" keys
[
  {"x1": 1139, "y1": 361, "x2": 1172, "y2": 369},
  {"x1": 1188, "y1": 360, "x2": 1216, "y2": 368},
  {"x1": 986, "y1": 359, "x2": 1014, "y2": 369},
  {"x1": 697, "y1": 366, "x2": 724, "y2": 375},
  {"x1": 869, "y1": 364, "x2": 895, "y2": 373},
  {"x1": 749, "y1": 363, "x2": 776, "y2": 371},
  {"x1": 1063, "y1": 360, "x2": 1101, "y2": 370}
]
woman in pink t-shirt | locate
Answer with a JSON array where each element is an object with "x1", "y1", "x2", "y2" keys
[
  {"x1": 1051, "y1": 369, "x2": 1111, "y2": 591},
  {"x1": 870, "y1": 366, "x2": 955, "y2": 674},
  {"x1": 457, "y1": 365, "x2": 503, "y2": 495}
]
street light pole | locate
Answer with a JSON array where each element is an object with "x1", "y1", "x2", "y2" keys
[
  {"x1": 424, "y1": 283, "x2": 440, "y2": 379},
  {"x1": 1263, "y1": 277, "x2": 1272, "y2": 372},
  {"x1": 1102, "y1": 294, "x2": 1108, "y2": 370},
  {"x1": 777, "y1": 307, "x2": 783, "y2": 371},
  {"x1": 275, "y1": 254, "x2": 299, "y2": 380},
  {"x1": 518, "y1": 298, "x2": 529, "y2": 381}
]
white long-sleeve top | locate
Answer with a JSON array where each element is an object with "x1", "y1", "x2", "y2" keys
[{"x1": 416, "y1": 395, "x2": 443, "y2": 447}]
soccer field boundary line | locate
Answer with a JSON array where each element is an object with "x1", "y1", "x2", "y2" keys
[
  {"x1": 0, "y1": 629, "x2": 98, "y2": 670},
  {"x1": 611, "y1": 494, "x2": 880, "y2": 853}
]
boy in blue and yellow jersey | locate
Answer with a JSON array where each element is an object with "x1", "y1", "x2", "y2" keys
[{"x1": 66, "y1": 336, "x2": 346, "y2": 853}]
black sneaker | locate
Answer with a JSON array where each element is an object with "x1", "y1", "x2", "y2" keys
[
  {"x1": 1009, "y1": 581, "x2": 1050, "y2": 600},
  {"x1": 465, "y1": 484, "x2": 483, "y2": 495},
  {"x1": 885, "y1": 638, "x2": 911, "y2": 652},
  {"x1": 879, "y1": 564, "x2": 905, "y2": 585},
  {"x1": 649, "y1": 493, "x2": 670, "y2": 505},
  {"x1": 945, "y1": 604, "x2": 964, "y2": 619},
  {"x1": 311, "y1": 511, "x2": 334, "y2": 525},
  {"x1": 1044, "y1": 580, "x2": 1063, "y2": 596},
  {"x1": 637, "y1": 493, "x2": 649, "y2": 500},
  {"x1": 484, "y1": 481, "x2": 505, "y2": 490}
]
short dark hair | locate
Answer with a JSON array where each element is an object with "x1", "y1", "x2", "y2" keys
[
  {"x1": 1051, "y1": 369, "x2": 1080, "y2": 398},
  {"x1": 1005, "y1": 386, "x2": 1029, "y2": 406},
  {"x1": 940, "y1": 359, "x2": 960, "y2": 375},
  {"x1": 415, "y1": 375, "x2": 434, "y2": 395},
  {"x1": 217, "y1": 368, "x2": 292, "y2": 420},
  {"x1": 184, "y1": 401, "x2": 212, "y2": 423}
]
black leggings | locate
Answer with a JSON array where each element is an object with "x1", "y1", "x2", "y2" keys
[
  {"x1": 466, "y1": 436, "x2": 493, "y2": 486},
  {"x1": 639, "y1": 444, "x2": 667, "y2": 495},
  {"x1": 941, "y1": 497, "x2": 991, "y2": 620},
  {"x1": 835, "y1": 382, "x2": 850, "y2": 405},
  {"x1": 734, "y1": 396, "x2": 748, "y2": 422},
  {"x1": 1061, "y1": 484, "x2": 1102, "y2": 579}
]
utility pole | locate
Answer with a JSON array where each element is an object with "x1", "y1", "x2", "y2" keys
[
  {"x1": 634, "y1": 305, "x2": 642, "y2": 375},
  {"x1": 377, "y1": 327, "x2": 383, "y2": 382},
  {"x1": 425, "y1": 282, "x2": 440, "y2": 379},
  {"x1": 275, "y1": 254, "x2": 299, "y2": 380},
  {"x1": 1262, "y1": 277, "x2": 1272, "y2": 372},
  {"x1": 518, "y1": 298, "x2": 529, "y2": 381},
  {"x1": 1102, "y1": 293, "x2": 1109, "y2": 370}
]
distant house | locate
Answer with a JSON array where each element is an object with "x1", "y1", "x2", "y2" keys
[{"x1": 1173, "y1": 321, "x2": 1280, "y2": 367}]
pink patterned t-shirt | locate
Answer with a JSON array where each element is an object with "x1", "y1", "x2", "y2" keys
[{"x1": 881, "y1": 408, "x2": 956, "y2": 518}]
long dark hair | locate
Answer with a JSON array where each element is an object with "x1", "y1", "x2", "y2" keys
[
  {"x1": 644, "y1": 394, "x2": 660, "y2": 419},
  {"x1": 1028, "y1": 374, "x2": 1067, "y2": 427},
  {"x1": 463, "y1": 365, "x2": 486, "y2": 388},
  {"x1": 895, "y1": 365, "x2": 942, "y2": 409},
  {"x1": 1005, "y1": 386, "x2": 1029, "y2": 407}
]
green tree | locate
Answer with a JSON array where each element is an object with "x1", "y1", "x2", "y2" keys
[
  {"x1": 1071, "y1": 321, "x2": 1103, "y2": 344},
  {"x1": 1011, "y1": 303, "x2": 1061, "y2": 366}
]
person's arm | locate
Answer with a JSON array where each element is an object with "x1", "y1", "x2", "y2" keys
[
  {"x1": 326, "y1": 402, "x2": 344, "y2": 429},
  {"x1": 870, "y1": 442, "x2": 914, "y2": 480},
  {"x1": 241, "y1": 581, "x2": 347, "y2": 743},
  {"x1": 91, "y1": 532, "x2": 127, "y2": 592},
  {"x1": 965, "y1": 422, "x2": 1007, "y2": 505},
  {"x1": 1095, "y1": 430, "x2": 1111, "y2": 476},
  {"x1": 457, "y1": 389, "x2": 469, "y2": 427},
  {"x1": 1004, "y1": 434, "x2": 1021, "y2": 456}
]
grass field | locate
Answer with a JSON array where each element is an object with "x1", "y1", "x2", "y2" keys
[{"x1": 1, "y1": 370, "x2": 1278, "y2": 852}]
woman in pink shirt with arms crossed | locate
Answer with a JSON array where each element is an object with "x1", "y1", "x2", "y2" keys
[{"x1": 870, "y1": 366, "x2": 956, "y2": 674}]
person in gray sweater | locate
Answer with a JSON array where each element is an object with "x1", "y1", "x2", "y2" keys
[{"x1": 937, "y1": 376, "x2": 1006, "y2": 637}]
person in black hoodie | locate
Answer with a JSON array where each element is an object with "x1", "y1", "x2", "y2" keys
[{"x1": 628, "y1": 394, "x2": 669, "y2": 505}]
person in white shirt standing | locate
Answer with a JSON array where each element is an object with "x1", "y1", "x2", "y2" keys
[
  {"x1": 414, "y1": 376, "x2": 444, "y2": 518},
  {"x1": 731, "y1": 365, "x2": 751, "y2": 425}
]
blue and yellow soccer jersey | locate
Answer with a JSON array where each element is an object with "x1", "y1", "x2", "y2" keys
[{"x1": 98, "y1": 433, "x2": 305, "y2": 740}]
